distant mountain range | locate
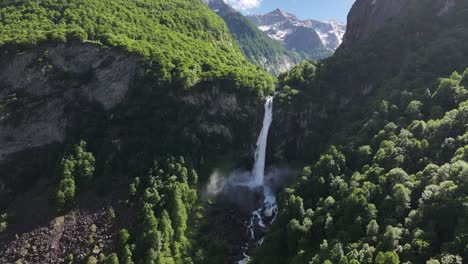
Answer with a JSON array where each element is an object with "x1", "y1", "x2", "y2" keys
[
  {"x1": 247, "y1": 9, "x2": 346, "y2": 52},
  {"x1": 205, "y1": 0, "x2": 346, "y2": 75},
  {"x1": 205, "y1": 0, "x2": 301, "y2": 76}
]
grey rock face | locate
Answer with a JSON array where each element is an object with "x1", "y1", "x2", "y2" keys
[
  {"x1": 343, "y1": 0, "x2": 458, "y2": 45},
  {"x1": 343, "y1": 0, "x2": 412, "y2": 45},
  {"x1": 0, "y1": 43, "x2": 143, "y2": 162}
]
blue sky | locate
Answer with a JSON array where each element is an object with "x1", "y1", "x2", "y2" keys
[{"x1": 224, "y1": 0, "x2": 355, "y2": 23}]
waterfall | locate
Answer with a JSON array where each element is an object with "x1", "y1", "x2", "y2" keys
[
  {"x1": 251, "y1": 96, "x2": 274, "y2": 186},
  {"x1": 238, "y1": 96, "x2": 277, "y2": 264}
]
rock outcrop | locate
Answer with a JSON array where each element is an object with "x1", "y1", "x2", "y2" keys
[
  {"x1": 343, "y1": 0, "x2": 458, "y2": 45},
  {"x1": 0, "y1": 42, "x2": 143, "y2": 162}
]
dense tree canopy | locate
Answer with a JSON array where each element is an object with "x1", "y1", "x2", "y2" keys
[
  {"x1": 0, "y1": 0, "x2": 275, "y2": 94},
  {"x1": 55, "y1": 140, "x2": 95, "y2": 212},
  {"x1": 254, "y1": 69, "x2": 468, "y2": 263},
  {"x1": 124, "y1": 157, "x2": 199, "y2": 263},
  {"x1": 1, "y1": 1, "x2": 468, "y2": 263}
]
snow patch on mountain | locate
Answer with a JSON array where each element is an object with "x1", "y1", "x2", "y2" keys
[{"x1": 247, "y1": 9, "x2": 346, "y2": 51}]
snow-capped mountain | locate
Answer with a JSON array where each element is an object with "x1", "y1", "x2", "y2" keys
[{"x1": 247, "y1": 9, "x2": 346, "y2": 52}]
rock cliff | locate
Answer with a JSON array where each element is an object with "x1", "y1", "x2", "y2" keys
[
  {"x1": 0, "y1": 43, "x2": 143, "y2": 162},
  {"x1": 0, "y1": 42, "x2": 265, "y2": 194},
  {"x1": 343, "y1": 0, "x2": 458, "y2": 45}
]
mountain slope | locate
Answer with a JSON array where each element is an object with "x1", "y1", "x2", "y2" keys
[
  {"x1": 247, "y1": 9, "x2": 346, "y2": 59},
  {"x1": 255, "y1": 0, "x2": 468, "y2": 263},
  {"x1": 0, "y1": 0, "x2": 276, "y2": 263},
  {"x1": 343, "y1": 0, "x2": 461, "y2": 46},
  {"x1": 1, "y1": 0, "x2": 468, "y2": 263},
  {"x1": 205, "y1": 0, "x2": 301, "y2": 76}
]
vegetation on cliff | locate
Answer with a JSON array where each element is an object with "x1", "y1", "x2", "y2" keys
[
  {"x1": 256, "y1": 70, "x2": 468, "y2": 263},
  {"x1": 124, "y1": 156, "x2": 199, "y2": 263},
  {"x1": 0, "y1": 0, "x2": 274, "y2": 94},
  {"x1": 253, "y1": 1, "x2": 468, "y2": 263},
  {"x1": 0, "y1": 0, "x2": 273, "y2": 262},
  {"x1": 1, "y1": 0, "x2": 468, "y2": 263}
]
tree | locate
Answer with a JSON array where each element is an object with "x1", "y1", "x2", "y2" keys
[
  {"x1": 144, "y1": 248, "x2": 158, "y2": 264},
  {"x1": 60, "y1": 140, "x2": 95, "y2": 183},
  {"x1": 329, "y1": 242, "x2": 344, "y2": 262},
  {"x1": 56, "y1": 178, "x2": 76, "y2": 211},
  {"x1": 171, "y1": 187, "x2": 187, "y2": 242},
  {"x1": 391, "y1": 184, "x2": 411, "y2": 217},
  {"x1": 366, "y1": 220, "x2": 380, "y2": 238},
  {"x1": 72, "y1": 140, "x2": 96, "y2": 183},
  {"x1": 375, "y1": 252, "x2": 400, "y2": 264},
  {"x1": 385, "y1": 168, "x2": 409, "y2": 189},
  {"x1": 119, "y1": 229, "x2": 131, "y2": 247},
  {"x1": 55, "y1": 140, "x2": 95, "y2": 211},
  {"x1": 356, "y1": 145, "x2": 373, "y2": 167},
  {"x1": 378, "y1": 226, "x2": 401, "y2": 251},
  {"x1": 405, "y1": 100, "x2": 423, "y2": 119},
  {"x1": 159, "y1": 210, "x2": 174, "y2": 254},
  {"x1": 440, "y1": 254, "x2": 463, "y2": 264},
  {"x1": 86, "y1": 256, "x2": 98, "y2": 264},
  {"x1": 120, "y1": 245, "x2": 133, "y2": 264},
  {"x1": 0, "y1": 213, "x2": 7, "y2": 233},
  {"x1": 105, "y1": 253, "x2": 119, "y2": 264}
]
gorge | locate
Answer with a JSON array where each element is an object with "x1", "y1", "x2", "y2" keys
[{"x1": 1, "y1": 0, "x2": 468, "y2": 263}]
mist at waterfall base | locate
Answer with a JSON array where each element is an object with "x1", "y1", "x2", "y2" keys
[
  {"x1": 205, "y1": 165, "x2": 295, "y2": 211},
  {"x1": 203, "y1": 96, "x2": 295, "y2": 262},
  {"x1": 204, "y1": 95, "x2": 294, "y2": 213}
]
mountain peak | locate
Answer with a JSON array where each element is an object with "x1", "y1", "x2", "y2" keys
[
  {"x1": 268, "y1": 8, "x2": 297, "y2": 20},
  {"x1": 204, "y1": 0, "x2": 228, "y2": 9},
  {"x1": 247, "y1": 10, "x2": 346, "y2": 51},
  {"x1": 272, "y1": 8, "x2": 283, "y2": 14}
]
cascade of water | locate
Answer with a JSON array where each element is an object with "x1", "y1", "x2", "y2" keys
[
  {"x1": 238, "y1": 96, "x2": 277, "y2": 264},
  {"x1": 251, "y1": 96, "x2": 274, "y2": 186}
]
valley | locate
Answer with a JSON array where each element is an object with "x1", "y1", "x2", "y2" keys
[{"x1": 0, "y1": 0, "x2": 467, "y2": 263}]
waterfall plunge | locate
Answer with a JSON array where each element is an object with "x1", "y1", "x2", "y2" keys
[
  {"x1": 238, "y1": 96, "x2": 277, "y2": 264},
  {"x1": 251, "y1": 96, "x2": 274, "y2": 186}
]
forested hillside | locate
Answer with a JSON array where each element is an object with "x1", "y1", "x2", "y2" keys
[
  {"x1": 257, "y1": 69, "x2": 468, "y2": 263},
  {"x1": 0, "y1": 0, "x2": 274, "y2": 92},
  {"x1": 0, "y1": 0, "x2": 274, "y2": 263},
  {"x1": 254, "y1": 0, "x2": 468, "y2": 263},
  {"x1": 269, "y1": 0, "x2": 468, "y2": 161},
  {"x1": 1, "y1": 0, "x2": 467, "y2": 263}
]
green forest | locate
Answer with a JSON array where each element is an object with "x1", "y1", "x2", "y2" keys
[
  {"x1": 0, "y1": 0, "x2": 274, "y2": 94},
  {"x1": 257, "y1": 69, "x2": 468, "y2": 263},
  {"x1": 0, "y1": 0, "x2": 467, "y2": 263}
]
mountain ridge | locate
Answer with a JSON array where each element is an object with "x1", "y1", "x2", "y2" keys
[
  {"x1": 343, "y1": 0, "x2": 459, "y2": 46},
  {"x1": 1, "y1": 0, "x2": 468, "y2": 263},
  {"x1": 204, "y1": 0, "x2": 302, "y2": 75},
  {"x1": 247, "y1": 8, "x2": 346, "y2": 53}
]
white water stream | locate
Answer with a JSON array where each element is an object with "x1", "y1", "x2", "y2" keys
[
  {"x1": 238, "y1": 96, "x2": 278, "y2": 264},
  {"x1": 251, "y1": 96, "x2": 274, "y2": 186}
]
